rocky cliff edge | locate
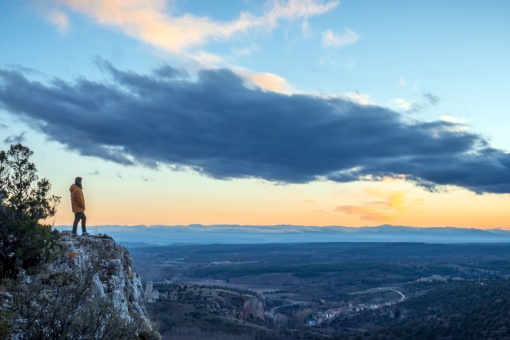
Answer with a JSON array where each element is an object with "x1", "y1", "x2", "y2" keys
[
  {"x1": 58, "y1": 231, "x2": 154, "y2": 330},
  {"x1": 3, "y1": 231, "x2": 160, "y2": 339}
]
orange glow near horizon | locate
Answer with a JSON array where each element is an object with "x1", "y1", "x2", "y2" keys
[{"x1": 50, "y1": 173, "x2": 510, "y2": 230}]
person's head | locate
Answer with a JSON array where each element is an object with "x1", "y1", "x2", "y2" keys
[{"x1": 75, "y1": 177, "x2": 82, "y2": 188}]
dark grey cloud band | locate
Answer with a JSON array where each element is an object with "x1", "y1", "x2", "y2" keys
[{"x1": 0, "y1": 60, "x2": 508, "y2": 193}]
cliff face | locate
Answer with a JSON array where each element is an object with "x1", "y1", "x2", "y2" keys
[
  {"x1": 59, "y1": 232, "x2": 153, "y2": 330},
  {"x1": 5, "y1": 231, "x2": 160, "y2": 339},
  {"x1": 242, "y1": 296, "x2": 265, "y2": 320}
]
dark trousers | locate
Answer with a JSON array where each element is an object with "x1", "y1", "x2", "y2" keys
[{"x1": 72, "y1": 212, "x2": 87, "y2": 234}]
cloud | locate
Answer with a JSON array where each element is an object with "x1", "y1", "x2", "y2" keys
[
  {"x1": 232, "y1": 44, "x2": 260, "y2": 57},
  {"x1": 423, "y1": 92, "x2": 440, "y2": 106},
  {"x1": 1, "y1": 61, "x2": 509, "y2": 193},
  {"x1": 321, "y1": 28, "x2": 360, "y2": 48},
  {"x1": 49, "y1": 0, "x2": 339, "y2": 56},
  {"x1": 244, "y1": 72, "x2": 289, "y2": 93},
  {"x1": 390, "y1": 98, "x2": 414, "y2": 112},
  {"x1": 46, "y1": 9, "x2": 70, "y2": 34},
  {"x1": 390, "y1": 93, "x2": 441, "y2": 113},
  {"x1": 440, "y1": 115, "x2": 467, "y2": 124},
  {"x1": 266, "y1": 0, "x2": 339, "y2": 21},
  {"x1": 439, "y1": 115, "x2": 469, "y2": 133},
  {"x1": 341, "y1": 91, "x2": 372, "y2": 106},
  {"x1": 3, "y1": 132, "x2": 26, "y2": 144},
  {"x1": 335, "y1": 188, "x2": 422, "y2": 222},
  {"x1": 398, "y1": 76, "x2": 406, "y2": 87}
]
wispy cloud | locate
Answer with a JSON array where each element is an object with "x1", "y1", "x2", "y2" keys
[
  {"x1": 390, "y1": 98, "x2": 414, "y2": 112},
  {"x1": 1, "y1": 61, "x2": 509, "y2": 193},
  {"x1": 440, "y1": 115, "x2": 467, "y2": 124},
  {"x1": 398, "y1": 76, "x2": 406, "y2": 87},
  {"x1": 48, "y1": 0, "x2": 339, "y2": 57},
  {"x1": 336, "y1": 188, "x2": 422, "y2": 223},
  {"x1": 321, "y1": 28, "x2": 360, "y2": 48},
  {"x1": 341, "y1": 91, "x2": 372, "y2": 105},
  {"x1": 390, "y1": 93, "x2": 441, "y2": 113},
  {"x1": 46, "y1": 9, "x2": 70, "y2": 34},
  {"x1": 423, "y1": 92, "x2": 440, "y2": 106},
  {"x1": 439, "y1": 115, "x2": 469, "y2": 133},
  {"x1": 244, "y1": 72, "x2": 290, "y2": 93},
  {"x1": 3, "y1": 132, "x2": 26, "y2": 144},
  {"x1": 232, "y1": 43, "x2": 261, "y2": 57}
]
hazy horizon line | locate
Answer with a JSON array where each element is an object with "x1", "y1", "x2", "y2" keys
[{"x1": 54, "y1": 224, "x2": 510, "y2": 231}]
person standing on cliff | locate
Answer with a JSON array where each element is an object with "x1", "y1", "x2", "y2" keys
[{"x1": 70, "y1": 176, "x2": 89, "y2": 236}]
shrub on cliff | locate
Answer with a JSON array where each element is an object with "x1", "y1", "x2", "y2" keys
[
  {"x1": 0, "y1": 143, "x2": 60, "y2": 221},
  {"x1": 0, "y1": 143, "x2": 60, "y2": 279},
  {"x1": 8, "y1": 257, "x2": 137, "y2": 339}
]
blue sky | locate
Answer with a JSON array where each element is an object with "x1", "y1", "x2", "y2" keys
[{"x1": 1, "y1": 1, "x2": 509, "y2": 228}]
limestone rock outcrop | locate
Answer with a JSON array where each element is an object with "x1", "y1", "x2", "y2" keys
[
  {"x1": 242, "y1": 296, "x2": 265, "y2": 320},
  {"x1": 4, "y1": 231, "x2": 160, "y2": 339},
  {"x1": 58, "y1": 231, "x2": 154, "y2": 331}
]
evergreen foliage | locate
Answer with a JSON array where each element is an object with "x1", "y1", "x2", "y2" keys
[
  {"x1": 0, "y1": 212, "x2": 60, "y2": 278},
  {"x1": 0, "y1": 144, "x2": 61, "y2": 279},
  {"x1": 0, "y1": 143, "x2": 60, "y2": 221}
]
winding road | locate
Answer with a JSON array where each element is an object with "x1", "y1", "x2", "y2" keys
[
  {"x1": 268, "y1": 301, "x2": 301, "y2": 318},
  {"x1": 350, "y1": 286, "x2": 406, "y2": 302}
]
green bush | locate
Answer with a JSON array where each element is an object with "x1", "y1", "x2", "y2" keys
[
  {"x1": 0, "y1": 143, "x2": 60, "y2": 221},
  {"x1": 0, "y1": 211, "x2": 60, "y2": 278},
  {"x1": 0, "y1": 143, "x2": 61, "y2": 279}
]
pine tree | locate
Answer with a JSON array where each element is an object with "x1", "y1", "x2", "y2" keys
[
  {"x1": 0, "y1": 143, "x2": 60, "y2": 221},
  {"x1": 0, "y1": 144, "x2": 61, "y2": 278}
]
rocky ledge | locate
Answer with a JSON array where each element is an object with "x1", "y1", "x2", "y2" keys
[
  {"x1": 58, "y1": 231, "x2": 154, "y2": 331},
  {"x1": 4, "y1": 231, "x2": 160, "y2": 339}
]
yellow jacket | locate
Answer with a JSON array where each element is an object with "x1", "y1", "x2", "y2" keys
[{"x1": 70, "y1": 184, "x2": 85, "y2": 213}]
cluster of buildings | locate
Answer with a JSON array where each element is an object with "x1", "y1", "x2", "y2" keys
[
  {"x1": 144, "y1": 281, "x2": 170, "y2": 303},
  {"x1": 308, "y1": 307, "x2": 348, "y2": 326},
  {"x1": 309, "y1": 301, "x2": 398, "y2": 326}
]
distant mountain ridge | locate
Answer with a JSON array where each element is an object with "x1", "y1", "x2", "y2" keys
[{"x1": 55, "y1": 225, "x2": 510, "y2": 246}]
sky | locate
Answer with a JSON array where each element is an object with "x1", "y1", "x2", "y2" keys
[{"x1": 0, "y1": 0, "x2": 509, "y2": 229}]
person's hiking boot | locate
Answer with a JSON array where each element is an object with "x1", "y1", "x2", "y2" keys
[
  {"x1": 82, "y1": 232, "x2": 90, "y2": 236},
  {"x1": 72, "y1": 232, "x2": 78, "y2": 237}
]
